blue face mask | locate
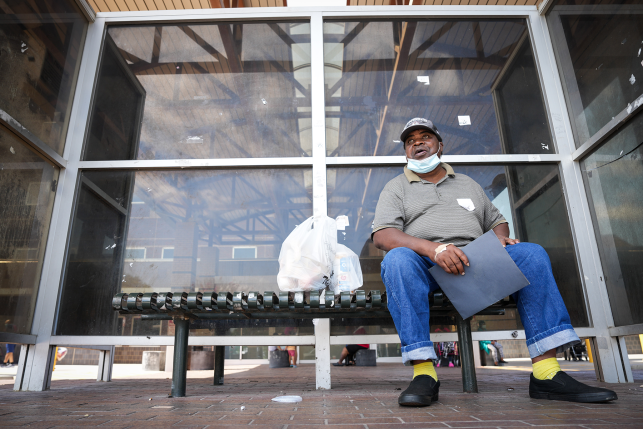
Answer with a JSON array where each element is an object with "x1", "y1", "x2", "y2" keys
[{"x1": 407, "y1": 152, "x2": 441, "y2": 174}]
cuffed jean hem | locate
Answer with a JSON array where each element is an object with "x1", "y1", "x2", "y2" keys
[
  {"x1": 526, "y1": 325, "x2": 580, "y2": 359},
  {"x1": 401, "y1": 342, "x2": 438, "y2": 366}
]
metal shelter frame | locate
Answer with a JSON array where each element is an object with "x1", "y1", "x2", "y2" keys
[{"x1": 6, "y1": 4, "x2": 635, "y2": 392}]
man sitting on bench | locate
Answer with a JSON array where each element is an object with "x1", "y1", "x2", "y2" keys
[{"x1": 372, "y1": 118, "x2": 617, "y2": 407}]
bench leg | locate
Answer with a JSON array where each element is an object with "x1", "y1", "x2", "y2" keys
[
  {"x1": 97, "y1": 346, "x2": 114, "y2": 382},
  {"x1": 213, "y1": 346, "x2": 225, "y2": 385},
  {"x1": 171, "y1": 317, "x2": 189, "y2": 397},
  {"x1": 456, "y1": 314, "x2": 478, "y2": 393}
]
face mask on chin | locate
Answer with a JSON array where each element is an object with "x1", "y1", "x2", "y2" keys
[{"x1": 407, "y1": 152, "x2": 441, "y2": 174}]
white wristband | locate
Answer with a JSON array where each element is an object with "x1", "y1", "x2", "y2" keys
[{"x1": 434, "y1": 243, "x2": 454, "y2": 260}]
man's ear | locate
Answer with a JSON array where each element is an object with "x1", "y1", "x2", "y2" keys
[{"x1": 437, "y1": 142, "x2": 443, "y2": 157}]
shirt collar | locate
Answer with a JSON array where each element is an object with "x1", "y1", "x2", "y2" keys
[{"x1": 404, "y1": 163, "x2": 455, "y2": 183}]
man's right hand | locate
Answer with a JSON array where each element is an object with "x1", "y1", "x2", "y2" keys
[
  {"x1": 433, "y1": 245, "x2": 469, "y2": 275},
  {"x1": 373, "y1": 228, "x2": 470, "y2": 275}
]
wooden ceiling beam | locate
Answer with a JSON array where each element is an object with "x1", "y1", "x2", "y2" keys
[
  {"x1": 178, "y1": 26, "x2": 230, "y2": 67},
  {"x1": 218, "y1": 25, "x2": 243, "y2": 73}
]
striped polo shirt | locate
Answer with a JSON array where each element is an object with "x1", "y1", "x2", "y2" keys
[{"x1": 372, "y1": 163, "x2": 507, "y2": 247}]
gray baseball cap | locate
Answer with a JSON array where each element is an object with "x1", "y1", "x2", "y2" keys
[{"x1": 400, "y1": 117, "x2": 443, "y2": 143}]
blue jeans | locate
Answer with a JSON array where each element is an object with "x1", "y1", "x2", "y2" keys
[{"x1": 380, "y1": 242, "x2": 580, "y2": 365}]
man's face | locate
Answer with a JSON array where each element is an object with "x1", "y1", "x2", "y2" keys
[{"x1": 404, "y1": 129, "x2": 442, "y2": 161}]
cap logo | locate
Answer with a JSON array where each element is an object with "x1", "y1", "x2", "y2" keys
[{"x1": 405, "y1": 118, "x2": 429, "y2": 128}]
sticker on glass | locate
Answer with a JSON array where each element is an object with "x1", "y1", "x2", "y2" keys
[{"x1": 458, "y1": 115, "x2": 471, "y2": 126}]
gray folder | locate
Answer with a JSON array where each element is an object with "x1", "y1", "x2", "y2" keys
[{"x1": 428, "y1": 230, "x2": 530, "y2": 319}]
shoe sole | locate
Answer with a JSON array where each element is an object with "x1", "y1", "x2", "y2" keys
[
  {"x1": 398, "y1": 393, "x2": 439, "y2": 407},
  {"x1": 530, "y1": 391, "x2": 618, "y2": 403}
]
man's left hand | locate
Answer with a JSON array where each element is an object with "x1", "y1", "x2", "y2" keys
[
  {"x1": 492, "y1": 223, "x2": 519, "y2": 247},
  {"x1": 496, "y1": 235, "x2": 519, "y2": 247}
]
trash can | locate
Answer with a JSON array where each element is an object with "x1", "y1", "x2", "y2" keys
[
  {"x1": 269, "y1": 350, "x2": 290, "y2": 368},
  {"x1": 355, "y1": 349, "x2": 376, "y2": 366}
]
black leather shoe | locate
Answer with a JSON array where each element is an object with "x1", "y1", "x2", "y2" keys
[
  {"x1": 398, "y1": 375, "x2": 440, "y2": 407},
  {"x1": 529, "y1": 371, "x2": 617, "y2": 403}
]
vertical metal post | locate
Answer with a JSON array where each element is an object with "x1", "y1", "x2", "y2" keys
[
  {"x1": 314, "y1": 319, "x2": 331, "y2": 390},
  {"x1": 616, "y1": 337, "x2": 633, "y2": 383},
  {"x1": 171, "y1": 317, "x2": 189, "y2": 397},
  {"x1": 528, "y1": 12, "x2": 626, "y2": 383},
  {"x1": 455, "y1": 314, "x2": 478, "y2": 393},
  {"x1": 213, "y1": 346, "x2": 225, "y2": 385},
  {"x1": 309, "y1": 11, "x2": 327, "y2": 216},
  {"x1": 13, "y1": 344, "x2": 30, "y2": 392},
  {"x1": 309, "y1": 11, "x2": 331, "y2": 391},
  {"x1": 43, "y1": 346, "x2": 57, "y2": 391},
  {"x1": 97, "y1": 346, "x2": 114, "y2": 382},
  {"x1": 17, "y1": 17, "x2": 106, "y2": 393}
]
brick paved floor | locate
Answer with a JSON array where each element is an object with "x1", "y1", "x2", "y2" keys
[{"x1": 0, "y1": 363, "x2": 641, "y2": 428}]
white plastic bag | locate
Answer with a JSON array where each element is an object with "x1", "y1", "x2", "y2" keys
[
  {"x1": 331, "y1": 244, "x2": 363, "y2": 294},
  {"x1": 277, "y1": 216, "x2": 337, "y2": 291}
]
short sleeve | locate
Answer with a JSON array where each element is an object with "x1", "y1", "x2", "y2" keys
[
  {"x1": 371, "y1": 180, "x2": 405, "y2": 240},
  {"x1": 479, "y1": 185, "x2": 507, "y2": 231}
]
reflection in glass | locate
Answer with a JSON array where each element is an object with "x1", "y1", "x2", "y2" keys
[
  {"x1": 328, "y1": 164, "x2": 587, "y2": 332},
  {"x1": 84, "y1": 35, "x2": 146, "y2": 161},
  {"x1": 377, "y1": 343, "x2": 401, "y2": 358},
  {"x1": 548, "y1": 1, "x2": 643, "y2": 145},
  {"x1": 0, "y1": 0, "x2": 87, "y2": 154},
  {"x1": 302, "y1": 344, "x2": 350, "y2": 360},
  {"x1": 242, "y1": 346, "x2": 268, "y2": 359},
  {"x1": 57, "y1": 169, "x2": 312, "y2": 335},
  {"x1": 226, "y1": 346, "x2": 240, "y2": 360},
  {"x1": 84, "y1": 22, "x2": 312, "y2": 160},
  {"x1": 0, "y1": 128, "x2": 58, "y2": 334},
  {"x1": 581, "y1": 111, "x2": 643, "y2": 326},
  {"x1": 494, "y1": 42, "x2": 553, "y2": 155},
  {"x1": 323, "y1": 20, "x2": 552, "y2": 156},
  {"x1": 300, "y1": 345, "x2": 315, "y2": 361}
]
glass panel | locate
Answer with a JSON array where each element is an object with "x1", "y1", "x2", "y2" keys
[
  {"x1": 84, "y1": 22, "x2": 312, "y2": 160},
  {"x1": 328, "y1": 164, "x2": 588, "y2": 332},
  {"x1": 0, "y1": 0, "x2": 87, "y2": 154},
  {"x1": 581, "y1": 110, "x2": 643, "y2": 326},
  {"x1": 57, "y1": 168, "x2": 312, "y2": 335},
  {"x1": 329, "y1": 344, "x2": 345, "y2": 360},
  {"x1": 548, "y1": 1, "x2": 643, "y2": 145},
  {"x1": 300, "y1": 345, "x2": 315, "y2": 361},
  {"x1": 471, "y1": 310, "x2": 522, "y2": 333},
  {"x1": 225, "y1": 346, "x2": 240, "y2": 360},
  {"x1": 83, "y1": 35, "x2": 146, "y2": 161},
  {"x1": 377, "y1": 343, "x2": 401, "y2": 358},
  {"x1": 494, "y1": 42, "x2": 553, "y2": 154},
  {"x1": 242, "y1": 346, "x2": 268, "y2": 359},
  {"x1": 0, "y1": 128, "x2": 58, "y2": 334},
  {"x1": 323, "y1": 20, "x2": 553, "y2": 156}
]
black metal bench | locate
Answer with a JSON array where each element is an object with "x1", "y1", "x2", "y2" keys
[{"x1": 112, "y1": 290, "x2": 514, "y2": 397}]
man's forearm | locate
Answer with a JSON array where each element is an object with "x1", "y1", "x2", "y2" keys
[
  {"x1": 373, "y1": 228, "x2": 440, "y2": 260},
  {"x1": 492, "y1": 222, "x2": 520, "y2": 247},
  {"x1": 492, "y1": 222, "x2": 510, "y2": 238}
]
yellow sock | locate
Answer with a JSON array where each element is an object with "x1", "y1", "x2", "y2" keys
[
  {"x1": 413, "y1": 361, "x2": 438, "y2": 381},
  {"x1": 532, "y1": 357, "x2": 561, "y2": 380}
]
